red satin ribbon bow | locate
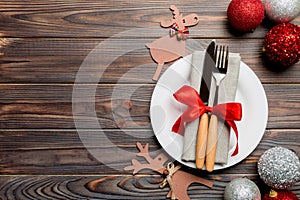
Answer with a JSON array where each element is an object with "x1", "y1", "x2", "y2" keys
[{"x1": 172, "y1": 85, "x2": 242, "y2": 156}]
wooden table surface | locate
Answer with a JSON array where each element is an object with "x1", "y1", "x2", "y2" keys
[{"x1": 0, "y1": 1, "x2": 299, "y2": 199}]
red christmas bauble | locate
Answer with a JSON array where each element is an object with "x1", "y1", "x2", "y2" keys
[
  {"x1": 227, "y1": 0, "x2": 264, "y2": 32},
  {"x1": 263, "y1": 189, "x2": 299, "y2": 200},
  {"x1": 264, "y1": 23, "x2": 300, "y2": 67}
]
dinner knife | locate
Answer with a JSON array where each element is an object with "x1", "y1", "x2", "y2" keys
[{"x1": 195, "y1": 40, "x2": 216, "y2": 169}]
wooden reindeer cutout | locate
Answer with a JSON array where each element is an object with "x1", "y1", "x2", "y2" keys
[
  {"x1": 146, "y1": 5, "x2": 199, "y2": 81},
  {"x1": 124, "y1": 142, "x2": 169, "y2": 174},
  {"x1": 124, "y1": 142, "x2": 213, "y2": 200}
]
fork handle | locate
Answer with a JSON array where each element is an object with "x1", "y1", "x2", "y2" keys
[
  {"x1": 206, "y1": 84, "x2": 220, "y2": 172},
  {"x1": 206, "y1": 114, "x2": 218, "y2": 172}
]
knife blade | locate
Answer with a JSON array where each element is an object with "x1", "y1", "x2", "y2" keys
[
  {"x1": 199, "y1": 41, "x2": 215, "y2": 104},
  {"x1": 195, "y1": 40, "x2": 216, "y2": 169}
]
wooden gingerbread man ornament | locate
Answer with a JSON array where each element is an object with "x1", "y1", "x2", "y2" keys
[{"x1": 146, "y1": 5, "x2": 200, "y2": 81}]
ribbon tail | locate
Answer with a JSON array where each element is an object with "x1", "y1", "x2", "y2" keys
[
  {"x1": 169, "y1": 28, "x2": 176, "y2": 37},
  {"x1": 226, "y1": 120, "x2": 239, "y2": 156},
  {"x1": 171, "y1": 117, "x2": 185, "y2": 136}
]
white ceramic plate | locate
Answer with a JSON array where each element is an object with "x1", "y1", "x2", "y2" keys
[{"x1": 150, "y1": 54, "x2": 268, "y2": 170}]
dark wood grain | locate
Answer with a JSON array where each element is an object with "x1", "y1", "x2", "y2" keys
[
  {"x1": 0, "y1": 84, "x2": 152, "y2": 129},
  {"x1": 1, "y1": 38, "x2": 299, "y2": 84},
  {"x1": 0, "y1": 84, "x2": 299, "y2": 129},
  {"x1": 3, "y1": 0, "x2": 299, "y2": 38},
  {"x1": 0, "y1": 175, "x2": 299, "y2": 199},
  {"x1": 0, "y1": 129, "x2": 298, "y2": 175},
  {"x1": 0, "y1": 130, "x2": 154, "y2": 150},
  {"x1": 0, "y1": 129, "x2": 298, "y2": 152},
  {"x1": 1, "y1": 0, "x2": 299, "y2": 198}
]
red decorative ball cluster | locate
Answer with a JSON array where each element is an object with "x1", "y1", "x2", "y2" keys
[
  {"x1": 227, "y1": 0, "x2": 264, "y2": 32},
  {"x1": 264, "y1": 23, "x2": 300, "y2": 67},
  {"x1": 263, "y1": 189, "x2": 299, "y2": 200}
]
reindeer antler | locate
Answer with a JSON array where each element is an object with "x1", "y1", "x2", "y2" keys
[
  {"x1": 124, "y1": 142, "x2": 169, "y2": 175},
  {"x1": 161, "y1": 5, "x2": 199, "y2": 32},
  {"x1": 136, "y1": 142, "x2": 151, "y2": 160},
  {"x1": 160, "y1": 5, "x2": 181, "y2": 28},
  {"x1": 170, "y1": 5, "x2": 180, "y2": 20}
]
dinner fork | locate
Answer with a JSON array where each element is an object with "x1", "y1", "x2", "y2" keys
[
  {"x1": 206, "y1": 45, "x2": 229, "y2": 172},
  {"x1": 213, "y1": 45, "x2": 229, "y2": 106}
]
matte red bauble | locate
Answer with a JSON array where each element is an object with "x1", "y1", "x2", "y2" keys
[
  {"x1": 263, "y1": 189, "x2": 299, "y2": 200},
  {"x1": 227, "y1": 0, "x2": 264, "y2": 32},
  {"x1": 264, "y1": 23, "x2": 300, "y2": 67}
]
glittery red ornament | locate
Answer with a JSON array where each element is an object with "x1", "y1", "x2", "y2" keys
[
  {"x1": 263, "y1": 189, "x2": 299, "y2": 200},
  {"x1": 264, "y1": 23, "x2": 300, "y2": 67},
  {"x1": 227, "y1": 0, "x2": 264, "y2": 32}
]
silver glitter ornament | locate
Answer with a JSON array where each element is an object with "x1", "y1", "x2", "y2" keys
[
  {"x1": 265, "y1": 0, "x2": 300, "y2": 23},
  {"x1": 258, "y1": 146, "x2": 300, "y2": 189},
  {"x1": 224, "y1": 178, "x2": 261, "y2": 200}
]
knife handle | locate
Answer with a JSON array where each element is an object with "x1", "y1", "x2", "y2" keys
[
  {"x1": 195, "y1": 113, "x2": 209, "y2": 169},
  {"x1": 206, "y1": 114, "x2": 218, "y2": 172}
]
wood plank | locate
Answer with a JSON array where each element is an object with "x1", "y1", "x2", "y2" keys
[
  {"x1": 0, "y1": 175, "x2": 299, "y2": 199},
  {"x1": 0, "y1": 84, "x2": 299, "y2": 129},
  {"x1": 0, "y1": 84, "x2": 153, "y2": 129},
  {"x1": 0, "y1": 129, "x2": 298, "y2": 175},
  {"x1": 0, "y1": 129, "x2": 298, "y2": 153},
  {"x1": 0, "y1": 130, "x2": 154, "y2": 150},
  {"x1": 2, "y1": 1, "x2": 299, "y2": 38},
  {"x1": 1, "y1": 38, "x2": 300, "y2": 84}
]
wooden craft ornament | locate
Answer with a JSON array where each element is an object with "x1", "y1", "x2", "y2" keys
[
  {"x1": 124, "y1": 142, "x2": 168, "y2": 174},
  {"x1": 146, "y1": 5, "x2": 199, "y2": 81},
  {"x1": 124, "y1": 142, "x2": 213, "y2": 200}
]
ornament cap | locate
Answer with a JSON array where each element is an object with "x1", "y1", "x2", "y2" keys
[{"x1": 269, "y1": 189, "x2": 278, "y2": 198}]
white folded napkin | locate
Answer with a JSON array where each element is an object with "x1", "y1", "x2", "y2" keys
[{"x1": 181, "y1": 50, "x2": 241, "y2": 164}]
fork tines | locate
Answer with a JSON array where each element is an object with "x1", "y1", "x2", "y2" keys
[{"x1": 215, "y1": 45, "x2": 229, "y2": 74}]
